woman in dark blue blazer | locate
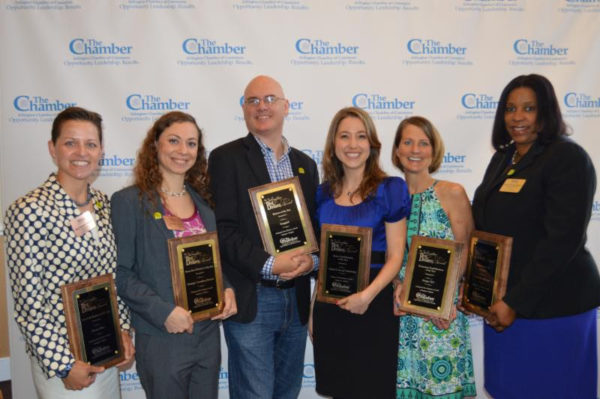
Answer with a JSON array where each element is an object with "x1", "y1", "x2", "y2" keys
[
  {"x1": 472, "y1": 74, "x2": 600, "y2": 398},
  {"x1": 111, "y1": 111, "x2": 236, "y2": 399}
]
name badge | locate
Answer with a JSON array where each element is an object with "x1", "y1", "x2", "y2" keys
[
  {"x1": 164, "y1": 215, "x2": 185, "y2": 231},
  {"x1": 70, "y1": 211, "x2": 97, "y2": 237},
  {"x1": 499, "y1": 178, "x2": 526, "y2": 193}
]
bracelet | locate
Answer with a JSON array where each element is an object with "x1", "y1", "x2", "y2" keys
[{"x1": 56, "y1": 363, "x2": 73, "y2": 379}]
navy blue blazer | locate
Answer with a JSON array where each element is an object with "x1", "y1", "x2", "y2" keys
[
  {"x1": 112, "y1": 185, "x2": 220, "y2": 336},
  {"x1": 208, "y1": 133, "x2": 319, "y2": 324},
  {"x1": 472, "y1": 137, "x2": 600, "y2": 318}
]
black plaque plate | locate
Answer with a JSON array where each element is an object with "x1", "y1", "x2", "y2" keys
[
  {"x1": 249, "y1": 177, "x2": 318, "y2": 256},
  {"x1": 462, "y1": 231, "x2": 512, "y2": 316},
  {"x1": 262, "y1": 188, "x2": 307, "y2": 252},
  {"x1": 168, "y1": 232, "x2": 225, "y2": 321},
  {"x1": 61, "y1": 274, "x2": 124, "y2": 368},
  {"x1": 317, "y1": 224, "x2": 371, "y2": 304},
  {"x1": 398, "y1": 236, "x2": 463, "y2": 320},
  {"x1": 408, "y1": 245, "x2": 451, "y2": 310}
]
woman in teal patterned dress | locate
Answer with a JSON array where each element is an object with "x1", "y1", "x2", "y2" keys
[{"x1": 392, "y1": 116, "x2": 476, "y2": 399}]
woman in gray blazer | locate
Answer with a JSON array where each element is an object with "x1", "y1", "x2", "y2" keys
[{"x1": 111, "y1": 111, "x2": 236, "y2": 399}]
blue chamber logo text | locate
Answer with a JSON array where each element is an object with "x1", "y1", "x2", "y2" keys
[
  {"x1": 178, "y1": 38, "x2": 252, "y2": 66},
  {"x1": 352, "y1": 93, "x2": 415, "y2": 120},
  {"x1": 509, "y1": 39, "x2": 573, "y2": 66},
  {"x1": 302, "y1": 363, "x2": 316, "y2": 388},
  {"x1": 457, "y1": 93, "x2": 498, "y2": 120},
  {"x1": 404, "y1": 39, "x2": 472, "y2": 66},
  {"x1": 287, "y1": 99, "x2": 309, "y2": 121},
  {"x1": 563, "y1": 92, "x2": 600, "y2": 118},
  {"x1": 345, "y1": 0, "x2": 419, "y2": 11},
  {"x1": 119, "y1": 370, "x2": 142, "y2": 392},
  {"x1": 9, "y1": 95, "x2": 76, "y2": 123},
  {"x1": 98, "y1": 154, "x2": 135, "y2": 178},
  {"x1": 122, "y1": 94, "x2": 191, "y2": 123},
  {"x1": 232, "y1": 0, "x2": 309, "y2": 10},
  {"x1": 65, "y1": 38, "x2": 138, "y2": 67},
  {"x1": 291, "y1": 38, "x2": 365, "y2": 66},
  {"x1": 302, "y1": 149, "x2": 323, "y2": 168},
  {"x1": 218, "y1": 366, "x2": 228, "y2": 390},
  {"x1": 591, "y1": 200, "x2": 600, "y2": 221},
  {"x1": 438, "y1": 152, "x2": 472, "y2": 175},
  {"x1": 455, "y1": 0, "x2": 524, "y2": 12},
  {"x1": 559, "y1": 0, "x2": 600, "y2": 13}
]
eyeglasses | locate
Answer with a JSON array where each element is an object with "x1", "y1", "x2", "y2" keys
[{"x1": 243, "y1": 95, "x2": 284, "y2": 107}]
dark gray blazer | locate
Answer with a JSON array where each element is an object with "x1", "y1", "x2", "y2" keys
[{"x1": 111, "y1": 185, "x2": 219, "y2": 336}]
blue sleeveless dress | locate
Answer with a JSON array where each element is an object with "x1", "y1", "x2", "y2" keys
[{"x1": 397, "y1": 183, "x2": 476, "y2": 399}]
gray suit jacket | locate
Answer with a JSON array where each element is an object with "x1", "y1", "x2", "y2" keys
[{"x1": 112, "y1": 185, "x2": 220, "y2": 336}]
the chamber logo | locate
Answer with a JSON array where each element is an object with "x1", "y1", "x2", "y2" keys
[
  {"x1": 98, "y1": 154, "x2": 135, "y2": 178},
  {"x1": 179, "y1": 38, "x2": 252, "y2": 66},
  {"x1": 65, "y1": 38, "x2": 138, "y2": 66},
  {"x1": 291, "y1": 38, "x2": 364, "y2": 66},
  {"x1": 438, "y1": 152, "x2": 472, "y2": 175},
  {"x1": 404, "y1": 38, "x2": 472, "y2": 66},
  {"x1": 563, "y1": 92, "x2": 600, "y2": 118},
  {"x1": 9, "y1": 95, "x2": 76, "y2": 123},
  {"x1": 510, "y1": 39, "x2": 572, "y2": 66},
  {"x1": 122, "y1": 94, "x2": 191, "y2": 123},
  {"x1": 352, "y1": 93, "x2": 415, "y2": 120},
  {"x1": 119, "y1": 370, "x2": 142, "y2": 392},
  {"x1": 457, "y1": 93, "x2": 498, "y2": 120}
]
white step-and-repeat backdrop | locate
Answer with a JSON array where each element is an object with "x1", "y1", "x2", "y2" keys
[{"x1": 1, "y1": 1, "x2": 599, "y2": 398}]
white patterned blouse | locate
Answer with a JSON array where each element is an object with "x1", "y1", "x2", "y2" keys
[{"x1": 4, "y1": 174, "x2": 131, "y2": 378}]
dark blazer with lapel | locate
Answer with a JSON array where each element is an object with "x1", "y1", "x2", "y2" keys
[
  {"x1": 472, "y1": 136, "x2": 600, "y2": 318},
  {"x1": 112, "y1": 185, "x2": 218, "y2": 336},
  {"x1": 208, "y1": 133, "x2": 319, "y2": 324}
]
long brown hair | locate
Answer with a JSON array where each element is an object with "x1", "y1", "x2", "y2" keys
[
  {"x1": 133, "y1": 111, "x2": 212, "y2": 207},
  {"x1": 322, "y1": 107, "x2": 386, "y2": 200}
]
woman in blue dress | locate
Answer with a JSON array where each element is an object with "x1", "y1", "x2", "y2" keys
[
  {"x1": 311, "y1": 107, "x2": 409, "y2": 398},
  {"x1": 392, "y1": 116, "x2": 476, "y2": 399}
]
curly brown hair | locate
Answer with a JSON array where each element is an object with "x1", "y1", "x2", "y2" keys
[
  {"x1": 133, "y1": 111, "x2": 212, "y2": 208},
  {"x1": 322, "y1": 107, "x2": 387, "y2": 200}
]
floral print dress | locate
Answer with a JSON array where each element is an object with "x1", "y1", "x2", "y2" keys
[{"x1": 397, "y1": 182, "x2": 476, "y2": 399}]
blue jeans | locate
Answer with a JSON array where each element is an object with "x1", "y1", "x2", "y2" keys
[{"x1": 224, "y1": 285, "x2": 307, "y2": 399}]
